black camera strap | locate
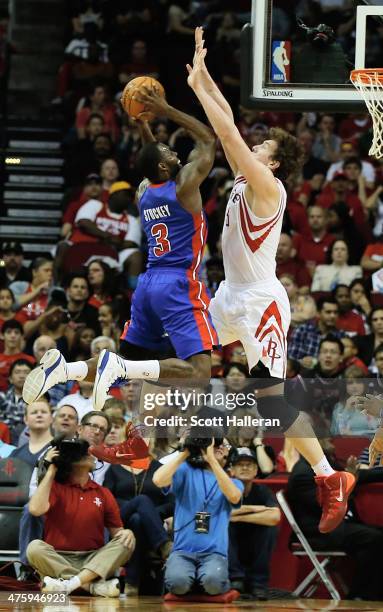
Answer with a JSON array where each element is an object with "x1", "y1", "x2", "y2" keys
[
  {"x1": 201, "y1": 470, "x2": 218, "y2": 511},
  {"x1": 173, "y1": 469, "x2": 218, "y2": 534}
]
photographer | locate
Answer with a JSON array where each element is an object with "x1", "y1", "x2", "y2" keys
[
  {"x1": 26, "y1": 438, "x2": 135, "y2": 597},
  {"x1": 153, "y1": 434, "x2": 243, "y2": 596}
]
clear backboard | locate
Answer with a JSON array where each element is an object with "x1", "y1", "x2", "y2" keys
[{"x1": 241, "y1": 0, "x2": 383, "y2": 111}]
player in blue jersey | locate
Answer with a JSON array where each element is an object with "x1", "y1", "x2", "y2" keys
[{"x1": 23, "y1": 94, "x2": 219, "y2": 413}]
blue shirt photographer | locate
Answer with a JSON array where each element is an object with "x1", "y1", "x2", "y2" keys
[{"x1": 171, "y1": 462, "x2": 244, "y2": 556}]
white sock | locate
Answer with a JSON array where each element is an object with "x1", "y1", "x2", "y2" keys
[
  {"x1": 312, "y1": 455, "x2": 336, "y2": 477},
  {"x1": 66, "y1": 575, "x2": 81, "y2": 593},
  {"x1": 122, "y1": 359, "x2": 160, "y2": 381},
  {"x1": 67, "y1": 361, "x2": 88, "y2": 381}
]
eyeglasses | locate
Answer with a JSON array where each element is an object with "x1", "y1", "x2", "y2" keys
[
  {"x1": 216, "y1": 442, "x2": 231, "y2": 450},
  {"x1": 83, "y1": 422, "x2": 107, "y2": 434}
]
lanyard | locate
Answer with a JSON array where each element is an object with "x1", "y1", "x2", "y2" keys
[{"x1": 201, "y1": 470, "x2": 218, "y2": 510}]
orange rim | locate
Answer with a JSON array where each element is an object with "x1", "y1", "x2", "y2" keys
[{"x1": 351, "y1": 68, "x2": 383, "y2": 85}]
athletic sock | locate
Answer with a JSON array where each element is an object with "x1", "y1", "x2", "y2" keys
[
  {"x1": 312, "y1": 455, "x2": 336, "y2": 477},
  {"x1": 122, "y1": 359, "x2": 160, "y2": 381},
  {"x1": 67, "y1": 361, "x2": 88, "y2": 381}
]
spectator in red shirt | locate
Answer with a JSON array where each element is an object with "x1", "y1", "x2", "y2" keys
[
  {"x1": 0, "y1": 320, "x2": 35, "y2": 391},
  {"x1": 276, "y1": 233, "x2": 311, "y2": 290},
  {"x1": 118, "y1": 39, "x2": 159, "y2": 89},
  {"x1": 76, "y1": 83, "x2": 119, "y2": 142},
  {"x1": 87, "y1": 260, "x2": 115, "y2": 309},
  {"x1": 361, "y1": 239, "x2": 383, "y2": 275},
  {"x1": 73, "y1": 182, "x2": 142, "y2": 286},
  {"x1": 61, "y1": 173, "x2": 104, "y2": 241},
  {"x1": 338, "y1": 113, "x2": 372, "y2": 141},
  {"x1": 315, "y1": 171, "x2": 366, "y2": 229},
  {"x1": 340, "y1": 337, "x2": 369, "y2": 375},
  {"x1": 292, "y1": 206, "x2": 335, "y2": 278},
  {"x1": 333, "y1": 285, "x2": 366, "y2": 337},
  {"x1": 10, "y1": 257, "x2": 53, "y2": 325},
  {"x1": 26, "y1": 439, "x2": 135, "y2": 597}
]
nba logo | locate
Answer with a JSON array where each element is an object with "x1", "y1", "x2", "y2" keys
[{"x1": 271, "y1": 41, "x2": 291, "y2": 83}]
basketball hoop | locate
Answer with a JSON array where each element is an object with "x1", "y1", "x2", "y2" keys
[{"x1": 350, "y1": 68, "x2": 383, "y2": 159}]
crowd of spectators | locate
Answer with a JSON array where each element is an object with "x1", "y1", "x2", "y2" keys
[{"x1": 1, "y1": 0, "x2": 383, "y2": 600}]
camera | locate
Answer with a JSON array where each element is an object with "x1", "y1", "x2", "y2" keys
[
  {"x1": 37, "y1": 436, "x2": 91, "y2": 484},
  {"x1": 51, "y1": 436, "x2": 90, "y2": 465},
  {"x1": 297, "y1": 18, "x2": 335, "y2": 48},
  {"x1": 184, "y1": 426, "x2": 224, "y2": 467}
]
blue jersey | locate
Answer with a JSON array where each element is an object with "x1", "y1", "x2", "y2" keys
[
  {"x1": 122, "y1": 179, "x2": 218, "y2": 359},
  {"x1": 139, "y1": 180, "x2": 207, "y2": 273}
]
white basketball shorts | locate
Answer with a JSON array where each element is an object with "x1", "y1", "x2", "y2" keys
[{"x1": 209, "y1": 277, "x2": 291, "y2": 379}]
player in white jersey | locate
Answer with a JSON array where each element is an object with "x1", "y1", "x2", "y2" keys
[
  {"x1": 210, "y1": 172, "x2": 290, "y2": 380},
  {"x1": 187, "y1": 26, "x2": 355, "y2": 534}
]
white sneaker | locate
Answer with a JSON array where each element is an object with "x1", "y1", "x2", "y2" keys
[
  {"x1": 90, "y1": 578, "x2": 120, "y2": 597},
  {"x1": 42, "y1": 576, "x2": 72, "y2": 593},
  {"x1": 93, "y1": 350, "x2": 128, "y2": 411},
  {"x1": 23, "y1": 349, "x2": 68, "y2": 404}
]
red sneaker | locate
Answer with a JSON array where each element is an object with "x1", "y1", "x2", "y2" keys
[
  {"x1": 315, "y1": 471, "x2": 356, "y2": 533},
  {"x1": 89, "y1": 423, "x2": 149, "y2": 466}
]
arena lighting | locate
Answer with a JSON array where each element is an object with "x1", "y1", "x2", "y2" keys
[{"x1": 5, "y1": 157, "x2": 21, "y2": 164}]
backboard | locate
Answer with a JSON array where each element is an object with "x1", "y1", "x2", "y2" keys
[{"x1": 241, "y1": 0, "x2": 383, "y2": 111}]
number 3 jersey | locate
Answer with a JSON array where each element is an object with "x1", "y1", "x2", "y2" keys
[
  {"x1": 122, "y1": 179, "x2": 218, "y2": 359},
  {"x1": 139, "y1": 180, "x2": 207, "y2": 271}
]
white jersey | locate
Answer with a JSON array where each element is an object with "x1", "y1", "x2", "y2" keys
[{"x1": 222, "y1": 174, "x2": 286, "y2": 284}]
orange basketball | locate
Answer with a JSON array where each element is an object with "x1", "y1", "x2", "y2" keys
[{"x1": 120, "y1": 76, "x2": 165, "y2": 121}]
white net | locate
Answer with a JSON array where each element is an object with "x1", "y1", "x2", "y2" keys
[{"x1": 351, "y1": 69, "x2": 383, "y2": 159}]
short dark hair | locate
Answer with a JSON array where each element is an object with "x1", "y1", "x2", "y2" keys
[
  {"x1": 2, "y1": 319, "x2": 23, "y2": 335},
  {"x1": 269, "y1": 127, "x2": 304, "y2": 182},
  {"x1": 64, "y1": 272, "x2": 90, "y2": 292},
  {"x1": 319, "y1": 334, "x2": 344, "y2": 355},
  {"x1": 332, "y1": 284, "x2": 349, "y2": 298},
  {"x1": 81, "y1": 410, "x2": 111, "y2": 434},
  {"x1": 317, "y1": 297, "x2": 338, "y2": 312},
  {"x1": 136, "y1": 142, "x2": 163, "y2": 182},
  {"x1": 343, "y1": 156, "x2": 362, "y2": 170},
  {"x1": 9, "y1": 359, "x2": 33, "y2": 377}
]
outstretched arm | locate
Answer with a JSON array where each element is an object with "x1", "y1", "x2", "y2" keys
[
  {"x1": 188, "y1": 32, "x2": 279, "y2": 213},
  {"x1": 135, "y1": 87, "x2": 215, "y2": 213}
]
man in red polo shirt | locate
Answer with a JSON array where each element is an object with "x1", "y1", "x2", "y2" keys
[
  {"x1": 292, "y1": 206, "x2": 335, "y2": 278},
  {"x1": 26, "y1": 439, "x2": 135, "y2": 597}
]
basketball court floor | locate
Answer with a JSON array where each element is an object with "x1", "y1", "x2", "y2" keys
[{"x1": 1, "y1": 597, "x2": 382, "y2": 612}]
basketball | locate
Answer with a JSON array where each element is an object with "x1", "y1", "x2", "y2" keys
[{"x1": 120, "y1": 76, "x2": 165, "y2": 121}]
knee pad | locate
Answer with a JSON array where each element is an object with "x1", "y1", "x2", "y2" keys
[{"x1": 256, "y1": 395, "x2": 298, "y2": 432}]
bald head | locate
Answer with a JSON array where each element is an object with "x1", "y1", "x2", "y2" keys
[
  {"x1": 33, "y1": 335, "x2": 57, "y2": 362},
  {"x1": 308, "y1": 206, "x2": 327, "y2": 233}
]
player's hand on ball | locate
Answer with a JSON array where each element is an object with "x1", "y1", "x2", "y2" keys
[{"x1": 133, "y1": 86, "x2": 168, "y2": 115}]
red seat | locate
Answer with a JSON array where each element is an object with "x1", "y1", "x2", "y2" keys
[{"x1": 61, "y1": 242, "x2": 119, "y2": 275}]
